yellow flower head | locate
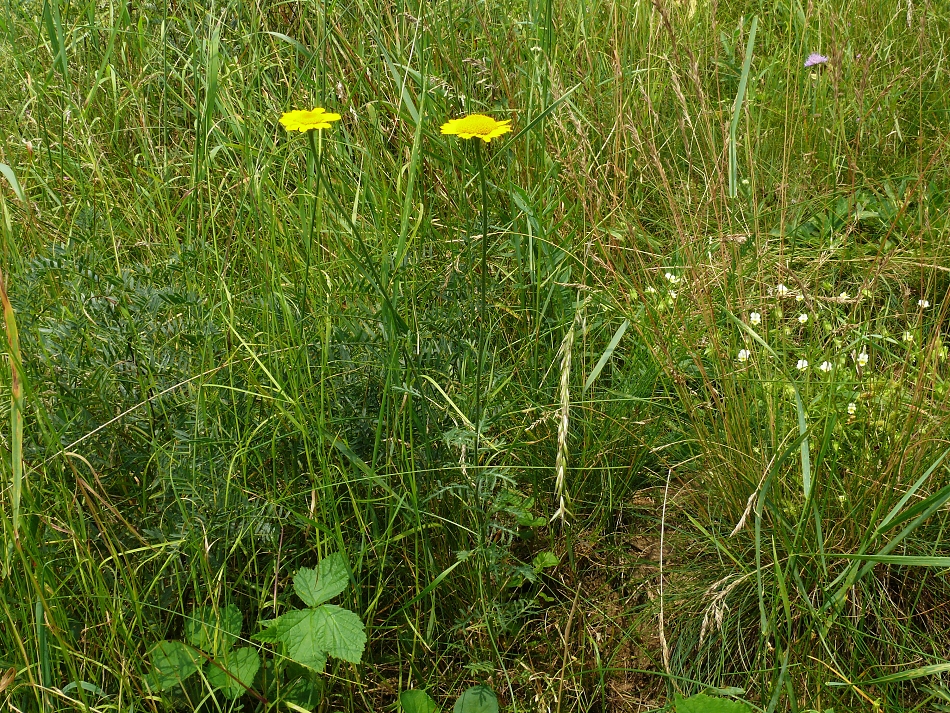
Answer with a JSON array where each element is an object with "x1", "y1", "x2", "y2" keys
[
  {"x1": 280, "y1": 108, "x2": 342, "y2": 132},
  {"x1": 440, "y1": 114, "x2": 512, "y2": 143}
]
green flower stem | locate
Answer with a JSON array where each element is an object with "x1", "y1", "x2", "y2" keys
[
  {"x1": 473, "y1": 144, "x2": 517, "y2": 708},
  {"x1": 474, "y1": 142, "x2": 489, "y2": 458},
  {"x1": 301, "y1": 128, "x2": 324, "y2": 317}
]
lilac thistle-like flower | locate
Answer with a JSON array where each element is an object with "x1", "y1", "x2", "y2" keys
[{"x1": 804, "y1": 53, "x2": 829, "y2": 68}]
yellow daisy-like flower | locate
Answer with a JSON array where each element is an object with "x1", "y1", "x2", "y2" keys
[
  {"x1": 440, "y1": 114, "x2": 512, "y2": 143},
  {"x1": 279, "y1": 108, "x2": 342, "y2": 132}
]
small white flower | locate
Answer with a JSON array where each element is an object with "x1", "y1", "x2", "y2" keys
[
  {"x1": 795, "y1": 294, "x2": 805, "y2": 303},
  {"x1": 796, "y1": 359, "x2": 809, "y2": 371},
  {"x1": 664, "y1": 272, "x2": 681, "y2": 284},
  {"x1": 750, "y1": 312, "x2": 762, "y2": 325},
  {"x1": 847, "y1": 402, "x2": 857, "y2": 415},
  {"x1": 839, "y1": 292, "x2": 849, "y2": 300},
  {"x1": 857, "y1": 351, "x2": 869, "y2": 367},
  {"x1": 918, "y1": 299, "x2": 930, "y2": 308},
  {"x1": 776, "y1": 283, "x2": 790, "y2": 297},
  {"x1": 645, "y1": 286, "x2": 657, "y2": 294},
  {"x1": 738, "y1": 349, "x2": 751, "y2": 362},
  {"x1": 798, "y1": 313, "x2": 809, "y2": 324},
  {"x1": 669, "y1": 290, "x2": 678, "y2": 300},
  {"x1": 819, "y1": 361, "x2": 833, "y2": 372},
  {"x1": 902, "y1": 331, "x2": 914, "y2": 343}
]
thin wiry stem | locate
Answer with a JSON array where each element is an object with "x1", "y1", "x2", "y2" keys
[
  {"x1": 474, "y1": 142, "x2": 489, "y2": 457},
  {"x1": 301, "y1": 128, "x2": 323, "y2": 318}
]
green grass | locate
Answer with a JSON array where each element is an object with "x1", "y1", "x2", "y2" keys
[{"x1": 1, "y1": 0, "x2": 950, "y2": 710}]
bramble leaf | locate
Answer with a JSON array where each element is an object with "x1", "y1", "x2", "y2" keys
[
  {"x1": 285, "y1": 676, "x2": 324, "y2": 708},
  {"x1": 185, "y1": 604, "x2": 242, "y2": 655},
  {"x1": 146, "y1": 640, "x2": 201, "y2": 691},
  {"x1": 532, "y1": 551, "x2": 559, "y2": 572},
  {"x1": 293, "y1": 552, "x2": 350, "y2": 607},
  {"x1": 206, "y1": 647, "x2": 260, "y2": 699},
  {"x1": 267, "y1": 605, "x2": 366, "y2": 671},
  {"x1": 454, "y1": 685, "x2": 498, "y2": 713},
  {"x1": 401, "y1": 689, "x2": 440, "y2": 713}
]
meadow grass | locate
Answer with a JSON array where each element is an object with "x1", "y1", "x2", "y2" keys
[{"x1": 1, "y1": 0, "x2": 950, "y2": 710}]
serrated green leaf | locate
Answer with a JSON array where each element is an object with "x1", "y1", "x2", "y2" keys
[
  {"x1": 206, "y1": 647, "x2": 260, "y2": 699},
  {"x1": 675, "y1": 693, "x2": 751, "y2": 713},
  {"x1": 517, "y1": 513, "x2": 546, "y2": 527},
  {"x1": 294, "y1": 552, "x2": 350, "y2": 607},
  {"x1": 253, "y1": 621, "x2": 281, "y2": 643},
  {"x1": 266, "y1": 609, "x2": 327, "y2": 672},
  {"x1": 185, "y1": 604, "x2": 242, "y2": 655},
  {"x1": 270, "y1": 605, "x2": 366, "y2": 670},
  {"x1": 147, "y1": 640, "x2": 201, "y2": 691},
  {"x1": 532, "y1": 551, "x2": 559, "y2": 572},
  {"x1": 454, "y1": 685, "x2": 498, "y2": 713},
  {"x1": 311, "y1": 605, "x2": 366, "y2": 662},
  {"x1": 401, "y1": 689, "x2": 440, "y2": 713},
  {"x1": 285, "y1": 675, "x2": 324, "y2": 708}
]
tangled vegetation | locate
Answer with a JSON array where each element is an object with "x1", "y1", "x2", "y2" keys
[{"x1": 1, "y1": 0, "x2": 950, "y2": 711}]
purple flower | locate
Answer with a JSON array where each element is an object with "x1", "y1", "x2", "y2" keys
[{"x1": 804, "y1": 53, "x2": 829, "y2": 68}]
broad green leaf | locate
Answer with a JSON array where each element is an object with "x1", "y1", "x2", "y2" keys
[
  {"x1": 532, "y1": 551, "x2": 559, "y2": 572},
  {"x1": 454, "y1": 685, "x2": 498, "y2": 713},
  {"x1": 675, "y1": 693, "x2": 751, "y2": 713},
  {"x1": 185, "y1": 604, "x2": 242, "y2": 655},
  {"x1": 147, "y1": 640, "x2": 201, "y2": 691},
  {"x1": 311, "y1": 605, "x2": 366, "y2": 662},
  {"x1": 294, "y1": 552, "x2": 350, "y2": 607},
  {"x1": 285, "y1": 675, "x2": 324, "y2": 708},
  {"x1": 401, "y1": 689, "x2": 440, "y2": 713},
  {"x1": 206, "y1": 647, "x2": 260, "y2": 699},
  {"x1": 267, "y1": 609, "x2": 327, "y2": 672},
  {"x1": 272, "y1": 605, "x2": 366, "y2": 668},
  {"x1": 253, "y1": 620, "x2": 281, "y2": 643}
]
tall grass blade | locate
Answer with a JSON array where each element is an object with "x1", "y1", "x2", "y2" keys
[
  {"x1": 729, "y1": 16, "x2": 757, "y2": 198},
  {"x1": 0, "y1": 164, "x2": 25, "y2": 202},
  {"x1": 1, "y1": 268, "x2": 22, "y2": 560},
  {"x1": 583, "y1": 319, "x2": 628, "y2": 393}
]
